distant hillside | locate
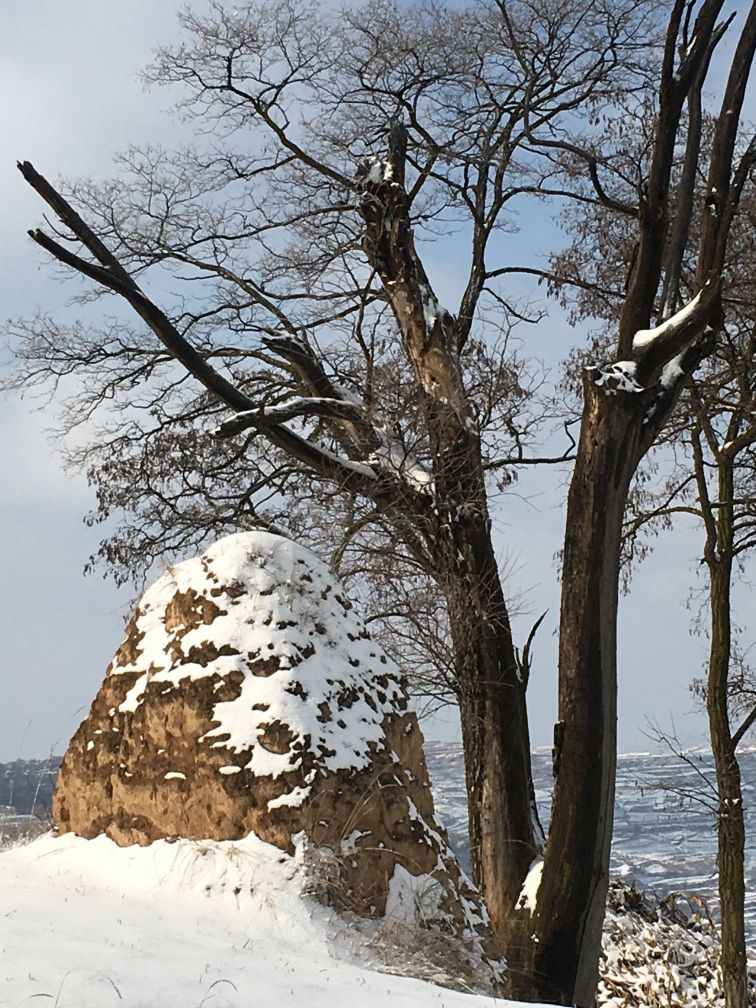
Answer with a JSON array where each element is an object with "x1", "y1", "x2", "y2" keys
[{"x1": 0, "y1": 757, "x2": 60, "y2": 818}]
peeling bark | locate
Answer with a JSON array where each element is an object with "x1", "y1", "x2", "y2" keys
[{"x1": 357, "y1": 134, "x2": 543, "y2": 930}]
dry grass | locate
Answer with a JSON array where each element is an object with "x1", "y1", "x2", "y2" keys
[
  {"x1": 600, "y1": 881, "x2": 756, "y2": 1007},
  {"x1": 0, "y1": 816, "x2": 49, "y2": 851},
  {"x1": 299, "y1": 838, "x2": 503, "y2": 996}
]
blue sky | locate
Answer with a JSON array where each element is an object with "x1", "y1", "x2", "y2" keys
[{"x1": 1, "y1": 0, "x2": 743, "y2": 762}]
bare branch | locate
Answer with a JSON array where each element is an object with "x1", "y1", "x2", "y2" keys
[
  {"x1": 732, "y1": 702, "x2": 756, "y2": 749},
  {"x1": 214, "y1": 396, "x2": 366, "y2": 436},
  {"x1": 20, "y1": 161, "x2": 255, "y2": 415}
]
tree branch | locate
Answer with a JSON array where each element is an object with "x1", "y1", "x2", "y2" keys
[
  {"x1": 19, "y1": 162, "x2": 419, "y2": 509},
  {"x1": 356, "y1": 126, "x2": 471, "y2": 421},
  {"x1": 619, "y1": 0, "x2": 729, "y2": 352},
  {"x1": 214, "y1": 396, "x2": 366, "y2": 436},
  {"x1": 485, "y1": 265, "x2": 622, "y2": 302},
  {"x1": 20, "y1": 175, "x2": 255, "y2": 414},
  {"x1": 732, "y1": 702, "x2": 756, "y2": 749},
  {"x1": 698, "y1": 1, "x2": 756, "y2": 281}
]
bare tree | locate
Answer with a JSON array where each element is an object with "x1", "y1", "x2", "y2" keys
[
  {"x1": 503, "y1": 4, "x2": 756, "y2": 1005},
  {"x1": 623, "y1": 329, "x2": 756, "y2": 1007},
  {"x1": 9, "y1": 0, "x2": 655, "y2": 982},
  {"x1": 540, "y1": 75, "x2": 756, "y2": 1008}
]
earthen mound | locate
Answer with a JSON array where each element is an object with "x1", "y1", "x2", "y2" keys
[{"x1": 54, "y1": 532, "x2": 487, "y2": 941}]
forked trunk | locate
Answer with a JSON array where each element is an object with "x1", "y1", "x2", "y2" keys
[{"x1": 509, "y1": 373, "x2": 650, "y2": 1006}]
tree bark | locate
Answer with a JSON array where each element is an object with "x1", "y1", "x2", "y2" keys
[
  {"x1": 508, "y1": 372, "x2": 651, "y2": 1006},
  {"x1": 357, "y1": 135, "x2": 543, "y2": 933},
  {"x1": 443, "y1": 513, "x2": 542, "y2": 933},
  {"x1": 707, "y1": 464, "x2": 748, "y2": 1008}
]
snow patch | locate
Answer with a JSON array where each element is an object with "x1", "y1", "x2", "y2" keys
[
  {"x1": 363, "y1": 156, "x2": 394, "y2": 186},
  {"x1": 516, "y1": 857, "x2": 544, "y2": 912},
  {"x1": 267, "y1": 785, "x2": 311, "y2": 811},
  {"x1": 593, "y1": 360, "x2": 643, "y2": 395},
  {"x1": 660, "y1": 353, "x2": 684, "y2": 389},
  {"x1": 367, "y1": 440, "x2": 433, "y2": 492},
  {"x1": 0, "y1": 831, "x2": 530, "y2": 1008},
  {"x1": 385, "y1": 863, "x2": 445, "y2": 926}
]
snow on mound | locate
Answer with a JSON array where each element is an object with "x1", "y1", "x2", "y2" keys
[
  {"x1": 0, "y1": 832, "x2": 541, "y2": 1008},
  {"x1": 115, "y1": 531, "x2": 405, "y2": 781}
]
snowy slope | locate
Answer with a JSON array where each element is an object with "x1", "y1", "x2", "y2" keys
[{"x1": 0, "y1": 832, "x2": 544, "y2": 1008}]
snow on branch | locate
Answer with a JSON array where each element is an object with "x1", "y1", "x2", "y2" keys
[
  {"x1": 247, "y1": 419, "x2": 383, "y2": 496},
  {"x1": 262, "y1": 420, "x2": 436, "y2": 506},
  {"x1": 367, "y1": 439, "x2": 434, "y2": 493},
  {"x1": 260, "y1": 333, "x2": 399, "y2": 473},
  {"x1": 631, "y1": 290, "x2": 705, "y2": 354},
  {"x1": 217, "y1": 395, "x2": 435, "y2": 496},
  {"x1": 593, "y1": 360, "x2": 643, "y2": 396},
  {"x1": 215, "y1": 397, "x2": 366, "y2": 437},
  {"x1": 631, "y1": 283, "x2": 721, "y2": 385},
  {"x1": 261, "y1": 334, "x2": 372, "y2": 427}
]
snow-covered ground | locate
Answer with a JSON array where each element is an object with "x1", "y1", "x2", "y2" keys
[
  {"x1": 2, "y1": 743, "x2": 753, "y2": 1007},
  {"x1": 0, "y1": 832, "x2": 544, "y2": 1008}
]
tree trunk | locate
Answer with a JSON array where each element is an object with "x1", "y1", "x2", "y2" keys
[
  {"x1": 707, "y1": 467, "x2": 748, "y2": 1008},
  {"x1": 714, "y1": 739, "x2": 747, "y2": 1008},
  {"x1": 357, "y1": 135, "x2": 543, "y2": 944},
  {"x1": 509, "y1": 372, "x2": 649, "y2": 1006},
  {"x1": 443, "y1": 512, "x2": 543, "y2": 935}
]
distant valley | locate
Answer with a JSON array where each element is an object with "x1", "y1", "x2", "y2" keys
[{"x1": 0, "y1": 756, "x2": 60, "y2": 820}]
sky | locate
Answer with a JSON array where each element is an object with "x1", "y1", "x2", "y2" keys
[{"x1": 1, "y1": 0, "x2": 750, "y2": 763}]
